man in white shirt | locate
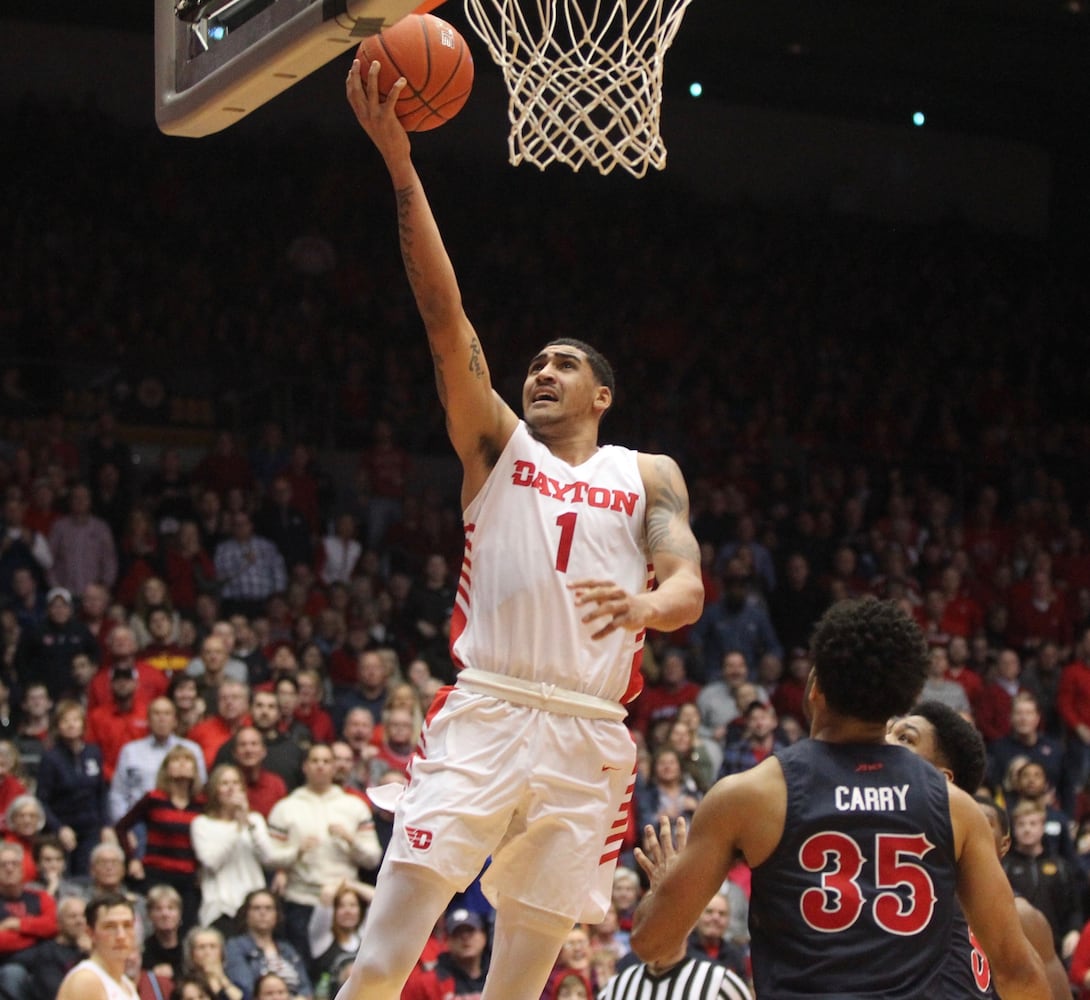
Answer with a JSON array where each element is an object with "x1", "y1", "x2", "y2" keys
[
  {"x1": 266, "y1": 744, "x2": 382, "y2": 966},
  {"x1": 108, "y1": 698, "x2": 207, "y2": 823}
]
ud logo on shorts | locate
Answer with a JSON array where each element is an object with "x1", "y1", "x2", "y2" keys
[{"x1": 405, "y1": 826, "x2": 434, "y2": 850}]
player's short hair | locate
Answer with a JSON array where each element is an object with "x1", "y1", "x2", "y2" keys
[
  {"x1": 544, "y1": 338, "x2": 615, "y2": 394},
  {"x1": 810, "y1": 598, "x2": 928, "y2": 723},
  {"x1": 87, "y1": 891, "x2": 135, "y2": 929},
  {"x1": 911, "y1": 701, "x2": 987, "y2": 793}
]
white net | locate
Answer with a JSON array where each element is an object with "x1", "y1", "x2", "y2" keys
[{"x1": 462, "y1": 0, "x2": 695, "y2": 177}]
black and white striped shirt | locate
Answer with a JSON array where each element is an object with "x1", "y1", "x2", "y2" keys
[{"x1": 597, "y1": 957, "x2": 752, "y2": 1000}]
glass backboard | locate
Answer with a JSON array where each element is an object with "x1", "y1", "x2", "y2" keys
[{"x1": 155, "y1": 0, "x2": 442, "y2": 136}]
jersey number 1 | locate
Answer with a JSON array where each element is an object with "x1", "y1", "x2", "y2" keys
[{"x1": 555, "y1": 512, "x2": 577, "y2": 572}]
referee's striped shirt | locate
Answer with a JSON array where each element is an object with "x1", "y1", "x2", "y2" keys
[{"x1": 597, "y1": 957, "x2": 753, "y2": 1000}]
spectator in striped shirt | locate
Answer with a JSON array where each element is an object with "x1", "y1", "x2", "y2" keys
[{"x1": 114, "y1": 744, "x2": 204, "y2": 933}]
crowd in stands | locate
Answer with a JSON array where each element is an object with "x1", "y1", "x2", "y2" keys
[{"x1": 2, "y1": 98, "x2": 1090, "y2": 997}]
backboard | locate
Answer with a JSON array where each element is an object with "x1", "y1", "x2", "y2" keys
[{"x1": 155, "y1": 0, "x2": 443, "y2": 136}]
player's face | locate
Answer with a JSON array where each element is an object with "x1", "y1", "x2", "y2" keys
[
  {"x1": 978, "y1": 802, "x2": 1011, "y2": 858},
  {"x1": 886, "y1": 715, "x2": 941, "y2": 768},
  {"x1": 91, "y1": 905, "x2": 137, "y2": 965},
  {"x1": 522, "y1": 347, "x2": 607, "y2": 428}
]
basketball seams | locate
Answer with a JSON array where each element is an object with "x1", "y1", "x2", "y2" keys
[{"x1": 357, "y1": 13, "x2": 473, "y2": 132}]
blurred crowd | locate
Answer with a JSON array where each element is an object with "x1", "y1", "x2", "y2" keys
[{"x1": 3, "y1": 97, "x2": 1090, "y2": 998}]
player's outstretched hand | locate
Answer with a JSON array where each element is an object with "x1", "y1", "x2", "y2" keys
[
  {"x1": 346, "y1": 58, "x2": 411, "y2": 164},
  {"x1": 634, "y1": 815, "x2": 687, "y2": 893}
]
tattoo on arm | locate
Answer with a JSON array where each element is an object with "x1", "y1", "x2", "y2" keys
[
  {"x1": 646, "y1": 457, "x2": 700, "y2": 562},
  {"x1": 468, "y1": 337, "x2": 484, "y2": 380},
  {"x1": 395, "y1": 186, "x2": 421, "y2": 284}
]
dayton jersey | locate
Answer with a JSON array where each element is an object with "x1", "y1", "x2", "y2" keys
[
  {"x1": 451, "y1": 421, "x2": 652, "y2": 703},
  {"x1": 750, "y1": 741, "x2": 956, "y2": 999}
]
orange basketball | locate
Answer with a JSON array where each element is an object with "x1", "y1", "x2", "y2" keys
[{"x1": 355, "y1": 13, "x2": 474, "y2": 132}]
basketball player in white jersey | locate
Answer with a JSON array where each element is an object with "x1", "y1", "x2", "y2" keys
[
  {"x1": 56, "y1": 891, "x2": 139, "y2": 1000},
  {"x1": 341, "y1": 59, "x2": 704, "y2": 1000}
]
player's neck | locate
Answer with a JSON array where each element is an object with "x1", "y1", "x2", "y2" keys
[
  {"x1": 91, "y1": 952, "x2": 127, "y2": 982},
  {"x1": 529, "y1": 422, "x2": 600, "y2": 466},
  {"x1": 809, "y1": 712, "x2": 888, "y2": 745}
]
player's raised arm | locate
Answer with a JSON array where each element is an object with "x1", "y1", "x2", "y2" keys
[
  {"x1": 951, "y1": 787, "x2": 1050, "y2": 1000},
  {"x1": 345, "y1": 59, "x2": 516, "y2": 483}
]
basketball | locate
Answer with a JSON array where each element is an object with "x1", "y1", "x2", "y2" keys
[{"x1": 355, "y1": 13, "x2": 474, "y2": 132}]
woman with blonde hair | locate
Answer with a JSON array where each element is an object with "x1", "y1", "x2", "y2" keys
[
  {"x1": 192, "y1": 764, "x2": 278, "y2": 935},
  {"x1": 183, "y1": 926, "x2": 243, "y2": 1000},
  {"x1": 116, "y1": 745, "x2": 204, "y2": 931},
  {"x1": 2, "y1": 793, "x2": 45, "y2": 881}
]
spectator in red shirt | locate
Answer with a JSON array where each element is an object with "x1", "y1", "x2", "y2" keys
[
  {"x1": 0, "y1": 742, "x2": 26, "y2": 818},
  {"x1": 770, "y1": 648, "x2": 811, "y2": 731},
  {"x1": 938, "y1": 565, "x2": 984, "y2": 638},
  {"x1": 944, "y1": 635, "x2": 985, "y2": 721},
  {"x1": 229, "y1": 726, "x2": 288, "y2": 819},
  {"x1": 86, "y1": 660, "x2": 149, "y2": 782},
  {"x1": 0, "y1": 840, "x2": 58, "y2": 998},
  {"x1": 978, "y1": 648, "x2": 1027, "y2": 744},
  {"x1": 628, "y1": 648, "x2": 702, "y2": 742},
  {"x1": 87, "y1": 625, "x2": 169, "y2": 712},
  {"x1": 1009, "y1": 569, "x2": 1074, "y2": 658},
  {"x1": 402, "y1": 908, "x2": 489, "y2": 1000},
  {"x1": 914, "y1": 590, "x2": 954, "y2": 649},
  {"x1": 188, "y1": 680, "x2": 251, "y2": 771},
  {"x1": 369, "y1": 706, "x2": 417, "y2": 784},
  {"x1": 291, "y1": 669, "x2": 336, "y2": 745}
]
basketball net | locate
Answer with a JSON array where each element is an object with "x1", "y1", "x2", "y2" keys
[{"x1": 461, "y1": 0, "x2": 694, "y2": 177}]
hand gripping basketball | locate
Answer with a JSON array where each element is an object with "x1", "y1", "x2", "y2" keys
[{"x1": 354, "y1": 13, "x2": 474, "y2": 132}]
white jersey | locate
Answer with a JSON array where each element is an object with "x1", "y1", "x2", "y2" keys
[
  {"x1": 452, "y1": 421, "x2": 652, "y2": 704},
  {"x1": 67, "y1": 959, "x2": 138, "y2": 1000}
]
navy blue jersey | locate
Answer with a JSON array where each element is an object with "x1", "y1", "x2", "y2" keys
[
  {"x1": 939, "y1": 906, "x2": 996, "y2": 998},
  {"x1": 750, "y1": 740, "x2": 957, "y2": 999}
]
